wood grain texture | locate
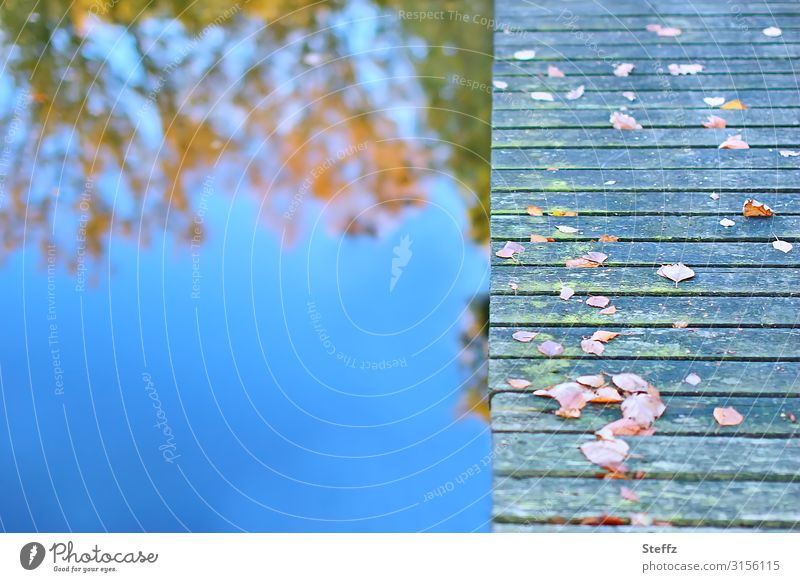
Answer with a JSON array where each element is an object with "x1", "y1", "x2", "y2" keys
[{"x1": 489, "y1": 0, "x2": 800, "y2": 530}]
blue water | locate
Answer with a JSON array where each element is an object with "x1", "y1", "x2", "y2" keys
[{"x1": 0, "y1": 0, "x2": 492, "y2": 529}]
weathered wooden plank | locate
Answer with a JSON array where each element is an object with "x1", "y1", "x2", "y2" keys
[
  {"x1": 495, "y1": 59, "x2": 800, "y2": 76},
  {"x1": 494, "y1": 477, "x2": 800, "y2": 527},
  {"x1": 496, "y1": 44, "x2": 800, "y2": 61},
  {"x1": 494, "y1": 128, "x2": 798, "y2": 148},
  {"x1": 492, "y1": 393, "x2": 799, "y2": 435},
  {"x1": 493, "y1": 266, "x2": 800, "y2": 295},
  {"x1": 496, "y1": 30, "x2": 800, "y2": 46},
  {"x1": 496, "y1": 1, "x2": 800, "y2": 18},
  {"x1": 492, "y1": 148, "x2": 800, "y2": 169},
  {"x1": 490, "y1": 326, "x2": 800, "y2": 360},
  {"x1": 489, "y1": 359, "x2": 800, "y2": 396},
  {"x1": 491, "y1": 215, "x2": 800, "y2": 241},
  {"x1": 490, "y1": 241, "x2": 800, "y2": 266},
  {"x1": 490, "y1": 15, "x2": 800, "y2": 33},
  {"x1": 497, "y1": 75, "x2": 800, "y2": 93},
  {"x1": 493, "y1": 108, "x2": 800, "y2": 128},
  {"x1": 491, "y1": 193, "x2": 800, "y2": 216},
  {"x1": 491, "y1": 295, "x2": 800, "y2": 326},
  {"x1": 493, "y1": 523, "x2": 780, "y2": 532},
  {"x1": 493, "y1": 433, "x2": 800, "y2": 480},
  {"x1": 494, "y1": 90, "x2": 800, "y2": 109}
]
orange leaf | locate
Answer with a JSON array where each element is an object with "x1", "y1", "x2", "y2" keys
[
  {"x1": 743, "y1": 198, "x2": 774, "y2": 217},
  {"x1": 599, "y1": 305, "x2": 618, "y2": 315},
  {"x1": 598, "y1": 234, "x2": 619, "y2": 242},
  {"x1": 580, "y1": 515, "x2": 627, "y2": 526},
  {"x1": 591, "y1": 330, "x2": 620, "y2": 343},
  {"x1": 713, "y1": 406, "x2": 744, "y2": 426},
  {"x1": 527, "y1": 205, "x2": 544, "y2": 216},
  {"x1": 550, "y1": 209, "x2": 578, "y2": 216},
  {"x1": 721, "y1": 99, "x2": 748, "y2": 110},
  {"x1": 530, "y1": 234, "x2": 555, "y2": 242}
]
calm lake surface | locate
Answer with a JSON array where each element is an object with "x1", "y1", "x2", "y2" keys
[{"x1": 0, "y1": 0, "x2": 492, "y2": 531}]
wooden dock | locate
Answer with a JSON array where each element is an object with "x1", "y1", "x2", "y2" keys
[{"x1": 489, "y1": 0, "x2": 800, "y2": 531}]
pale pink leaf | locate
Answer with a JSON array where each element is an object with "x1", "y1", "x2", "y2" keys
[
  {"x1": 586, "y1": 296, "x2": 611, "y2": 308},
  {"x1": 538, "y1": 340, "x2": 564, "y2": 357},
  {"x1": 512, "y1": 330, "x2": 539, "y2": 343},
  {"x1": 581, "y1": 338, "x2": 605, "y2": 356},
  {"x1": 684, "y1": 372, "x2": 702, "y2": 386},
  {"x1": 506, "y1": 378, "x2": 531, "y2": 389},
  {"x1": 565, "y1": 85, "x2": 585, "y2": 100},
  {"x1": 719, "y1": 134, "x2": 750, "y2": 149},
  {"x1": 610, "y1": 111, "x2": 642, "y2": 130},
  {"x1": 559, "y1": 286, "x2": 575, "y2": 300},
  {"x1": 579, "y1": 438, "x2": 629, "y2": 472},
  {"x1": 612, "y1": 373, "x2": 650, "y2": 393},
  {"x1": 547, "y1": 65, "x2": 565, "y2": 77},
  {"x1": 713, "y1": 406, "x2": 744, "y2": 426},
  {"x1": 657, "y1": 263, "x2": 695, "y2": 284},
  {"x1": 495, "y1": 241, "x2": 525, "y2": 258},
  {"x1": 773, "y1": 239, "x2": 793, "y2": 253},
  {"x1": 702, "y1": 115, "x2": 727, "y2": 129},
  {"x1": 613, "y1": 63, "x2": 635, "y2": 77}
]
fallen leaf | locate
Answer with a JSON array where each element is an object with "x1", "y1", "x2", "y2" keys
[
  {"x1": 586, "y1": 296, "x2": 611, "y2": 308},
  {"x1": 599, "y1": 305, "x2": 618, "y2": 315},
  {"x1": 492, "y1": 80, "x2": 508, "y2": 90},
  {"x1": 702, "y1": 115, "x2": 727, "y2": 128},
  {"x1": 713, "y1": 406, "x2": 744, "y2": 426},
  {"x1": 622, "y1": 393, "x2": 666, "y2": 426},
  {"x1": 509, "y1": 282, "x2": 518, "y2": 292},
  {"x1": 530, "y1": 234, "x2": 555, "y2": 242},
  {"x1": 622, "y1": 91, "x2": 637, "y2": 102},
  {"x1": 598, "y1": 234, "x2": 620, "y2": 242},
  {"x1": 721, "y1": 99, "x2": 748, "y2": 110},
  {"x1": 763, "y1": 26, "x2": 782, "y2": 37},
  {"x1": 556, "y1": 225, "x2": 579, "y2": 234},
  {"x1": 506, "y1": 378, "x2": 532, "y2": 389},
  {"x1": 612, "y1": 373, "x2": 651, "y2": 393},
  {"x1": 512, "y1": 330, "x2": 539, "y2": 343},
  {"x1": 581, "y1": 338, "x2": 605, "y2": 356},
  {"x1": 620, "y1": 486, "x2": 640, "y2": 502},
  {"x1": 599, "y1": 417, "x2": 656, "y2": 437},
  {"x1": 559, "y1": 286, "x2": 575, "y2": 300},
  {"x1": 550, "y1": 209, "x2": 578, "y2": 216},
  {"x1": 657, "y1": 26, "x2": 682, "y2": 37},
  {"x1": 645, "y1": 24, "x2": 662, "y2": 32},
  {"x1": 779, "y1": 150, "x2": 800, "y2": 157},
  {"x1": 604, "y1": 180, "x2": 616, "y2": 186},
  {"x1": 513, "y1": 49, "x2": 536, "y2": 60},
  {"x1": 548, "y1": 382, "x2": 593, "y2": 418},
  {"x1": 743, "y1": 198, "x2": 774, "y2": 217},
  {"x1": 566, "y1": 257, "x2": 601, "y2": 268},
  {"x1": 684, "y1": 372, "x2": 702, "y2": 386},
  {"x1": 591, "y1": 330, "x2": 620, "y2": 343},
  {"x1": 580, "y1": 437, "x2": 629, "y2": 472},
  {"x1": 719, "y1": 134, "x2": 749, "y2": 149},
  {"x1": 704, "y1": 97, "x2": 726, "y2": 107},
  {"x1": 527, "y1": 205, "x2": 544, "y2": 217},
  {"x1": 610, "y1": 111, "x2": 642, "y2": 130},
  {"x1": 719, "y1": 218, "x2": 736, "y2": 227},
  {"x1": 773, "y1": 239, "x2": 793, "y2": 253},
  {"x1": 530, "y1": 91, "x2": 555, "y2": 101},
  {"x1": 613, "y1": 63, "x2": 635, "y2": 77},
  {"x1": 576, "y1": 374, "x2": 606, "y2": 388},
  {"x1": 547, "y1": 65, "x2": 565, "y2": 77},
  {"x1": 673, "y1": 321, "x2": 689, "y2": 328},
  {"x1": 580, "y1": 515, "x2": 627, "y2": 526},
  {"x1": 583, "y1": 251, "x2": 609, "y2": 265},
  {"x1": 657, "y1": 263, "x2": 695, "y2": 284},
  {"x1": 538, "y1": 340, "x2": 564, "y2": 357},
  {"x1": 710, "y1": 192, "x2": 720, "y2": 200},
  {"x1": 668, "y1": 63, "x2": 704, "y2": 75},
  {"x1": 566, "y1": 85, "x2": 585, "y2": 100},
  {"x1": 591, "y1": 386, "x2": 623, "y2": 403},
  {"x1": 496, "y1": 241, "x2": 525, "y2": 258}
]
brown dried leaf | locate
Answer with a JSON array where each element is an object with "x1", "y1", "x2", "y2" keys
[
  {"x1": 506, "y1": 378, "x2": 531, "y2": 389},
  {"x1": 537, "y1": 340, "x2": 564, "y2": 357},
  {"x1": 610, "y1": 111, "x2": 642, "y2": 130},
  {"x1": 743, "y1": 198, "x2": 774, "y2": 217},
  {"x1": 657, "y1": 263, "x2": 695, "y2": 284},
  {"x1": 527, "y1": 205, "x2": 544, "y2": 216},
  {"x1": 612, "y1": 373, "x2": 650, "y2": 393},
  {"x1": 598, "y1": 234, "x2": 619, "y2": 242},
  {"x1": 599, "y1": 305, "x2": 618, "y2": 315},
  {"x1": 719, "y1": 134, "x2": 750, "y2": 149},
  {"x1": 576, "y1": 373, "x2": 606, "y2": 388},
  {"x1": 496, "y1": 241, "x2": 525, "y2": 258},
  {"x1": 586, "y1": 296, "x2": 611, "y2": 308},
  {"x1": 702, "y1": 115, "x2": 727, "y2": 128},
  {"x1": 713, "y1": 406, "x2": 744, "y2": 426},
  {"x1": 591, "y1": 330, "x2": 620, "y2": 343},
  {"x1": 580, "y1": 437, "x2": 630, "y2": 472},
  {"x1": 580, "y1": 515, "x2": 627, "y2": 526},
  {"x1": 581, "y1": 338, "x2": 605, "y2": 356},
  {"x1": 512, "y1": 330, "x2": 539, "y2": 343}
]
